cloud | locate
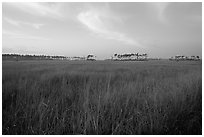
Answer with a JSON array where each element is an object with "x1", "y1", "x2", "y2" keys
[
  {"x1": 151, "y1": 3, "x2": 169, "y2": 23},
  {"x1": 32, "y1": 24, "x2": 44, "y2": 29},
  {"x1": 3, "y1": 29, "x2": 48, "y2": 40},
  {"x1": 4, "y1": 17, "x2": 44, "y2": 29},
  {"x1": 4, "y1": 17, "x2": 19, "y2": 26},
  {"x1": 6, "y1": 2, "x2": 63, "y2": 19},
  {"x1": 77, "y1": 9, "x2": 140, "y2": 46}
]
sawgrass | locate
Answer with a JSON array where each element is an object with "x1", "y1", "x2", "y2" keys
[{"x1": 2, "y1": 60, "x2": 202, "y2": 134}]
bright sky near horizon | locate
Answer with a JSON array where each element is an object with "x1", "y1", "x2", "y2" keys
[{"x1": 2, "y1": 2, "x2": 202, "y2": 59}]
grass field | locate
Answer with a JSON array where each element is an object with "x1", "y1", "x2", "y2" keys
[{"x1": 2, "y1": 60, "x2": 202, "y2": 135}]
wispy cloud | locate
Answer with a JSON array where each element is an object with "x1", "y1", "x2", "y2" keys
[
  {"x1": 151, "y1": 3, "x2": 169, "y2": 23},
  {"x1": 77, "y1": 9, "x2": 140, "y2": 46},
  {"x1": 4, "y1": 17, "x2": 44, "y2": 29},
  {"x1": 4, "y1": 17, "x2": 19, "y2": 26},
  {"x1": 7, "y1": 2, "x2": 63, "y2": 19},
  {"x1": 3, "y1": 29, "x2": 48, "y2": 40},
  {"x1": 32, "y1": 23, "x2": 44, "y2": 29}
]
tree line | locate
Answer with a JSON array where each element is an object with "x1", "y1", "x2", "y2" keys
[{"x1": 2, "y1": 54, "x2": 68, "y2": 61}]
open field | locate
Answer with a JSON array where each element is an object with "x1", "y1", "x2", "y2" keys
[{"x1": 2, "y1": 60, "x2": 202, "y2": 135}]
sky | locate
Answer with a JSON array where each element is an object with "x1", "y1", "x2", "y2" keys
[{"x1": 2, "y1": 2, "x2": 202, "y2": 59}]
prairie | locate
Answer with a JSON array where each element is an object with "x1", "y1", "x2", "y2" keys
[{"x1": 2, "y1": 60, "x2": 202, "y2": 135}]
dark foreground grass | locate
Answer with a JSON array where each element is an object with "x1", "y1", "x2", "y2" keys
[{"x1": 2, "y1": 60, "x2": 202, "y2": 135}]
